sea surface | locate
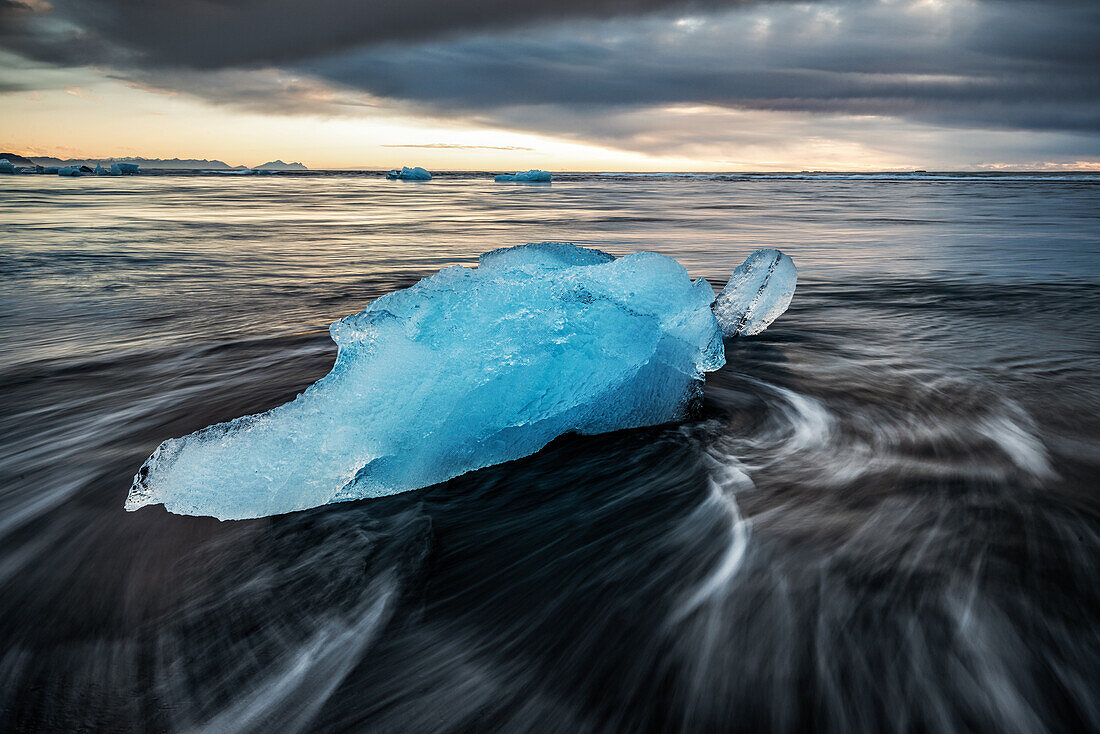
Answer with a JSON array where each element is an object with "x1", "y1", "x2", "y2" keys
[{"x1": 1, "y1": 172, "x2": 1098, "y2": 733}]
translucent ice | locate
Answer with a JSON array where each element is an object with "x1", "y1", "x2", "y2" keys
[
  {"x1": 127, "y1": 243, "x2": 727, "y2": 520},
  {"x1": 713, "y1": 248, "x2": 797, "y2": 337},
  {"x1": 495, "y1": 170, "x2": 552, "y2": 183},
  {"x1": 386, "y1": 166, "x2": 432, "y2": 181}
]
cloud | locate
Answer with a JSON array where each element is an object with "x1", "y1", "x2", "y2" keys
[
  {"x1": 1, "y1": 0, "x2": 766, "y2": 68},
  {"x1": 296, "y1": 2, "x2": 1100, "y2": 134},
  {"x1": 447, "y1": 102, "x2": 1100, "y2": 168},
  {"x1": 1, "y1": 0, "x2": 1098, "y2": 166},
  {"x1": 381, "y1": 143, "x2": 535, "y2": 150},
  {"x1": 98, "y1": 67, "x2": 385, "y2": 116}
]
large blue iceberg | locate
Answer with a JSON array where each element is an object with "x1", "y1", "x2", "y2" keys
[{"x1": 127, "y1": 244, "x2": 795, "y2": 520}]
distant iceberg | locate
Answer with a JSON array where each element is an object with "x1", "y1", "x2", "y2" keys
[
  {"x1": 127, "y1": 244, "x2": 794, "y2": 520},
  {"x1": 386, "y1": 166, "x2": 432, "y2": 181},
  {"x1": 57, "y1": 166, "x2": 82, "y2": 177},
  {"x1": 0, "y1": 159, "x2": 14, "y2": 174},
  {"x1": 495, "y1": 170, "x2": 552, "y2": 183}
]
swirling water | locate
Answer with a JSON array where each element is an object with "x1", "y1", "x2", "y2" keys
[{"x1": 1, "y1": 173, "x2": 1098, "y2": 733}]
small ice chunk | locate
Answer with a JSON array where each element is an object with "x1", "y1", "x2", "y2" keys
[
  {"x1": 495, "y1": 170, "x2": 552, "y2": 183},
  {"x1": 57, "y1": 166, "x2": 82, "y2": 177},
  {"x1": 713, "y1": 248, "x2": 797, "y2": 337},
  {"x1": 116, "y1": 163, "x2": 140, "y2": 174},
  {"x1": 127, "y1": 243, "x2": 725, "y2": 520},
  {"x1": 0, "y1": 159, "x2": 14, "y2": 174},
  {"x1": 386, "y1": 166, "x2": 432, "y2": 181}
]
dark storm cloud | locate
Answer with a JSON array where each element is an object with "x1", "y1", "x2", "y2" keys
[
  {"x1": 0, "y1": 0, "x2": 760, "y2": 68},
  {"x1": 0, "y1": 0, "x2": 121, "y2": 68},
  {"x1": 295, "y1": 1, "x2": 1100, "y2": 135}
]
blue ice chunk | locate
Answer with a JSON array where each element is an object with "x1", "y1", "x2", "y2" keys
[
  {"x1": 126, "y1": 243, "x2": 726, "y2": 520},
  {"x1": 57, "y1": 166, "x2": 82, "y2": 176},
  {"x1": 495, "y1": 170, "x2": 552, "y2": 183},
  {"x1": 386, "y1": 166, "x2": 432, "y2": 181},
  {"x1": 479, "y1": 242, "x2": 614, "y2": 271},
  {"x1": 0, "y1": 159, "x2": 14, "y2": 174},
  {"x1": 713, "y1": 248, "x2": 797, "y2": 337}
]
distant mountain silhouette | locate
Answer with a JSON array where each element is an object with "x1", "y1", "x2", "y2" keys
[
  {"x1": 254, "y1": 160, "x2": 308, "y2": 171},
  {"x1": 3, "y1": 154, "x2": 310, "y2": 171},
  {"x1": 0, "y1": 153, "x2": 36, "y2": 166},
  {"x1": 28, "y1": 156, "x2": 244, "y2": 170}
]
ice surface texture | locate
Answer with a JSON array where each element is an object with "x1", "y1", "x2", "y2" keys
[
  {"x1": 386, "y1": 166, "x2": 432, "y2": 181},
  {"x1": 713, "y1": 248, "x2": 797, "y2": 337},
  {"x1": 495, "y1": 170, "x2": 552, "y2": 183},
  {"x1": 127, "y1": 243, "x2": 733, "y2": 520}
]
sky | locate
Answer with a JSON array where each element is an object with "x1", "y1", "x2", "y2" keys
[{"x1": 1, "y1": 0, "x2": 1098, "y2": 170}]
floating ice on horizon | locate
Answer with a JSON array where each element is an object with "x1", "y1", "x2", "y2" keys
[
  {"x1": 495, "y1": 170, "x2": 552, "y2": 183},
  {"x1": 57, "y1": 166, "x2": 82, "y2": 177},
  {"x1": 713, "y1": 248, "x2": 797, "y2": 337},
  {"x1": 0, "y1": 159, "x2": 14, "y2": 174},
  {"x1": 386, "y1": 166, "x2": 432, "y2": 181}
]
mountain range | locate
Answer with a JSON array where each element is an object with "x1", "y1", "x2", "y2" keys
[{"x1": 0, "y1": 154, "x2": 307, "y2": 171}]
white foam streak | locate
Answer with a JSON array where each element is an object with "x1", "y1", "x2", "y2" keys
[
  {"x1": 180, "y1": 583, "x2": 394, "y2": 734},
  {"x1": 672, "y1": 450, "x2": 753, "y2": 621},
  {"x1": 975, "y1": 414, "x2": 1055, "y2": 479}
]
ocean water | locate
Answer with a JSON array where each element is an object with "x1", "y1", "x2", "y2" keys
[{"x1": 1, "y1": 173, "x2": 1098, "y2": 733}]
